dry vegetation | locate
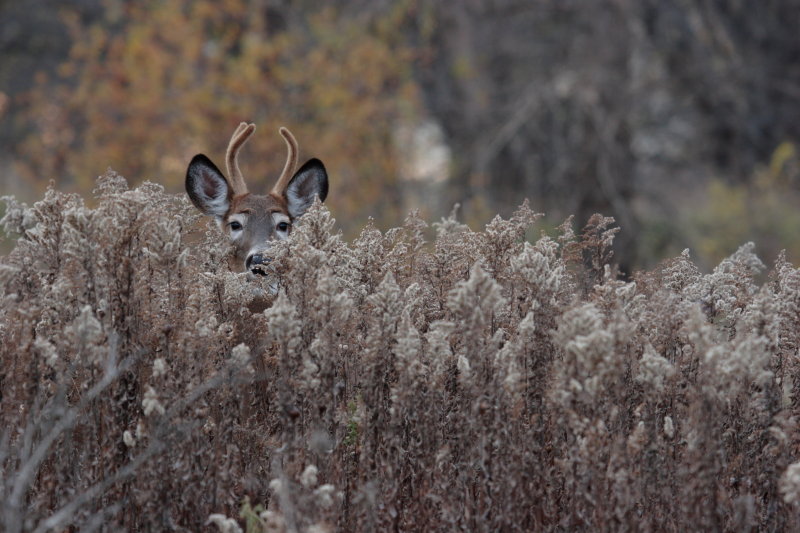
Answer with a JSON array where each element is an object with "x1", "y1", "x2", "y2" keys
[{"x1": 2, "y1": 171, "x2": 800, "y2": 532}]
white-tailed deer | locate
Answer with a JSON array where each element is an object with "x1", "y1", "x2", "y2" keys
[{"x1": 186, "y1": 123, "x2": 328, "y2": 275}]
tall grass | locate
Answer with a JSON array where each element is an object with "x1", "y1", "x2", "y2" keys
[{"x1": 1, "y1": 171, "x2": 799, "y2": 532}]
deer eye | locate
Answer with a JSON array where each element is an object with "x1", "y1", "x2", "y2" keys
[
  {"x1": 229, "y1": 221, "x2": 242, "y2": 231},
  {"x1": 277, "y1": 221, "x2": 290, "y2": 232}
]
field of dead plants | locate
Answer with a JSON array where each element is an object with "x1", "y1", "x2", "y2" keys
[{"x1": 2, "y1": 171, "x2": 800, "y2": 532}]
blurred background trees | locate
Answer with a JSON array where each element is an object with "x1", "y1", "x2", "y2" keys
[{"x1": 2, "y1": 0, "x2": 800, "y2": 271}]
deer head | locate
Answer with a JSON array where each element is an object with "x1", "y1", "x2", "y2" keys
[{"x1": 186, "y1": 123, "x2": 328, "y2": 275}]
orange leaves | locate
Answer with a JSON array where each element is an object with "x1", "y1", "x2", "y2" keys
[{"x1": 17, "y1": 1, "x2": 422, "y2": 237}]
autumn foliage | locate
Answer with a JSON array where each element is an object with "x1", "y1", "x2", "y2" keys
[
  {"x1": 9, "y1": 1, "x2": 800, "y2": 270},
  {"x1": 17, "y1": 1, "x2": 419, "y2": 234}
]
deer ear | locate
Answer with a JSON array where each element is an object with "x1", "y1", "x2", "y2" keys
[
  {"x1": 186, "y1": 154, "x2": 232, "y2": 218},
  {"x1": 285, "y1": 158, "x2": 328, "y2": 219}
]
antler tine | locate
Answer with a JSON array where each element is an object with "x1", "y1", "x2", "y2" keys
[
  {"x1": 271, "y1": 127, "x2": 299, "y2": 196},
  {"x1": 225, "y1": 122, "x2": 256, "y2": 196}
]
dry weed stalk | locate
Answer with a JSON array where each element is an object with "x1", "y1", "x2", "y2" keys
[{"x1": 0, "y1": 171, "x2": 798, "y2": 531}]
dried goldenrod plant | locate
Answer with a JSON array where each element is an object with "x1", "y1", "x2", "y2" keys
[{"x1": 1, "y1": 171, "x2": 799, "y2": 532}]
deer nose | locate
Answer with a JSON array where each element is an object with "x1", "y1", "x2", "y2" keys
[{"x1": 246, "y1": 253, "x2": 270, "y2": 275}]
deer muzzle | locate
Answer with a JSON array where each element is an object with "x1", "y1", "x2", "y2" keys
[{"x1": 245, "y1": 253, "x2": 271, "y2": 276}]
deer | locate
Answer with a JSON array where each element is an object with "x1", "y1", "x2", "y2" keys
[{"x1": 185, "y1": 123, "x2": 328, "y2": 276}]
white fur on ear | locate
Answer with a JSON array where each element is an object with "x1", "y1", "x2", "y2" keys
[
  {"x1": 285, "y1": 158, "x2": 328, "y2": 219},
  {"x1": 286, "y1": 185, "x2": 312, "y2": 219},
  {"x1": 186, "y1": 154, "x2": 231, "y2": 217}
]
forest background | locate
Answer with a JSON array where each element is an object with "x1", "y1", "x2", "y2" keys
[{"x1": 2, "y1": 0, "x2": 800, "y2": 272}]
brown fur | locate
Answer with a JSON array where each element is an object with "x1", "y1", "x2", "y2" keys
[
  {"x1": 186, "y1": 123, "x2": 328, "y2": 274},
  {"x1": 225, "y1": 192, "x2": 291, "y2": 267}
]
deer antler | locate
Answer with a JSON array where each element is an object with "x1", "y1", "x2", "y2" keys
[
  {"x1": 271, "y1": 127, "x2": 299, "y2": 196},
  {"x1": 225, "y1": 122, "x2": 256, "y2": 196}
]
